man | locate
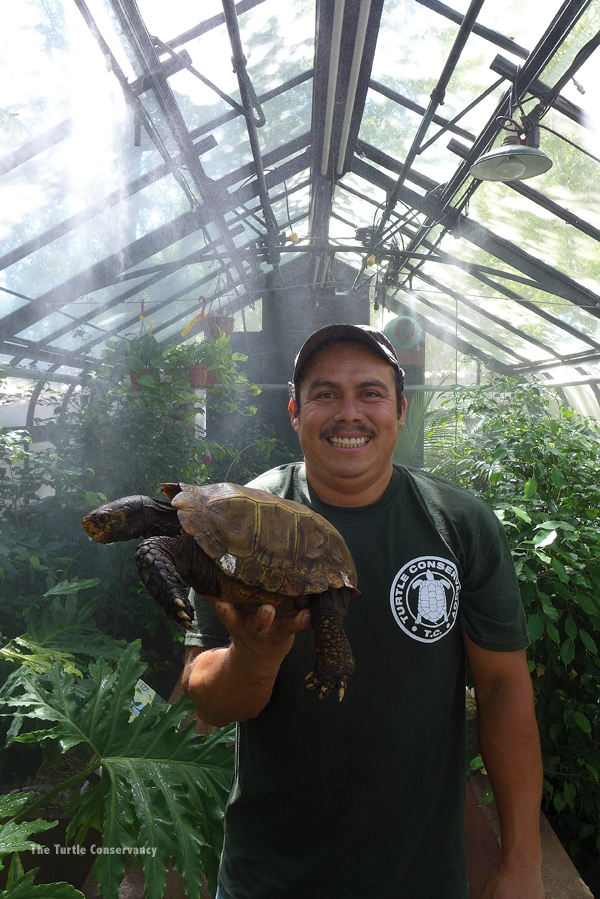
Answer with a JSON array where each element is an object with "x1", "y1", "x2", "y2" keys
[{"x1": 183, "y1": 324, "x2": 544, "y2": 899}]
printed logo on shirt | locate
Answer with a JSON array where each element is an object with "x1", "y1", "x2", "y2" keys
[{"x1": 390, "y1": 556, "x2": 460, "y2": 643}]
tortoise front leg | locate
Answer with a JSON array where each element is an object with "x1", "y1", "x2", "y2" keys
[
  {"x1": 134, "y1": 536, "x2": 218, "y2": 631},
  {"x1": 305, "y1": 587, "x2": 355, "y2": 701}
]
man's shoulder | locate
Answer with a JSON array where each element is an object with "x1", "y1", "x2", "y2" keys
[
  {"x1": 400, "y1": 465, "x2": 500, "y2": 530},
  {"x1": 245, "y1": 462, "x2": 305, "y2": 498},
  {"x1": 402, "y1": 466, "x2": 484, "y2": 505}
]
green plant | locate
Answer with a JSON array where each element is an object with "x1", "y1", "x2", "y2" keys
[
  {"x1": 0, "y1": 792, "x2": 84, "y2": 899},
  {"x1": 0, "y1": 335, "x2": 268, "y2": 655},
  {"x1": 435, "y1": 377, "x2": 600, "y2": 881},
  {"x1": 1, "y1": 641, "x2": 234, "y2": 899}
]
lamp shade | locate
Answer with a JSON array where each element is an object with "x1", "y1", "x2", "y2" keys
[{"x1": 470, "y1": 144, "x2": 553, "y2": 182}]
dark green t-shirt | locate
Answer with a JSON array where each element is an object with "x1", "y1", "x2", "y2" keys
[{"x1": 186, "y1": 464, "x2": 528, "y2": 899}]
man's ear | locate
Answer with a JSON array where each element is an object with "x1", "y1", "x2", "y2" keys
[
  {"x1": 399, "y1": 395, "x2": 408, "y2": 427},
  {"x1": 288, "y1": 397, "x2": 299, "y2": 432}
]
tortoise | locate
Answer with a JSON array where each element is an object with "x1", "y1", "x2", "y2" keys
[{"x1": 81, "y1": 482, "x2": 358, "y2": 700}]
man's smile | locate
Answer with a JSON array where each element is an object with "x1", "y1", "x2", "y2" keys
[{"x1": 327, "y1": 435, "x2": 372, "y2": 448}]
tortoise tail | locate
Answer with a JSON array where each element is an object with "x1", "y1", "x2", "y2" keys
[{"x1": 161, "y1": 483, "x2": 183, "y2": 501}]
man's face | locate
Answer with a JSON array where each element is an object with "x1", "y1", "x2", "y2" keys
[{"x1": 290, "y1": 343, "x2": 406, "y2": 503}]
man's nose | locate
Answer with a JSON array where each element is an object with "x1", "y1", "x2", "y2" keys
[{"x1": 333, "y1": 394, "x2": 363, "y2": 421}]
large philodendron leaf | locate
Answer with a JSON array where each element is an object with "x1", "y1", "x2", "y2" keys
[
  {"x1": 2, "y1": 643, "x2": 234, "y2": 899},
  {"x1": 0, "y1": 794, "x2": 57, "y2": 871},
  {"x1": 0, "y1": 794, "x2": 84, "y2": 899},
  {"x1": 0, "y1": 869, "x2": 85, "y2": 899}
]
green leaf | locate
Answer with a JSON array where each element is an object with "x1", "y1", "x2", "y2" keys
[
  {"x1": 523, "y1": 477, "x2": 538, "y2": 498},
  {"x1": 0, "y1": 869, "x2": 85, "y2": 899},
  {"x1": 44, "y1": 579, "x2": 100, "y2": 596},
  {"x1": 550, "y1": 466, "x2": 565, "y2": 488},
  {"x1": 510, "y1": 505, "x2": 532, "y2": 523},
  {"x1": 2, "y1": 644, "x2": 234, "y2": 899},
  {"x1": 551, "y1": 557, "x2": 569, "y2": 583},
  {"x1": 579, "y1": 629, "x2": 598, "y2": 654},
  {"x1": 136, "y1": 374, "x2": 157, "y2": 388},
  {"x1": 546, "y1": 622, "x2": 560, "y2": 644},
  {"x1": 527, "y1": 613, "x2": 545, "y2": 641},
  {"x1": 563, "y1": 780, "x2": 576, "y2": 809},
  {"x1": 533, "y1": 529, "x2": 557, "y2": 548},
  {"x1": 574, "y1": 711, "x2": 592, "y2": 735},
  {"x1": 0, "y1": 794, "x2": 58, "y2": 873},
  {"x1": 549, "y1": 722, "x2": 562, "y2": 741},
  {"x1": 564, "y1": 617, "x2": 578, "y2": 640},
  {"x1": 560, "y1": 638, "x2": 575, "y2": 667}
]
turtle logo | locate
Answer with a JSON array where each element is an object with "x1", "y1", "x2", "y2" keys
[{"x1": 390, "y1": 556, "x2": 460, "y2": 643}]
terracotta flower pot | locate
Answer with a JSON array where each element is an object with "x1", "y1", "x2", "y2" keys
[
  {"x1": 189, "y1": 364, "x2": 215, "y2": 388},
  {"x1": 129, "y1": 370, "x2": 149, "y2": 391}
]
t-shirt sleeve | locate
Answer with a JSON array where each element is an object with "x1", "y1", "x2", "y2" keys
[
  {"x1": 184, "y1": 589, "x2": 231, "y2": 649},
  {"x1": 458, "y1": 503, "x2": 530, "y2": 652}
]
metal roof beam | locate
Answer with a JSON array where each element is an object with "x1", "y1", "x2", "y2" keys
[
  {"x1": 414, "y1": 0, "x2": 530, "y2": 59},
  {"x1": 490, "y1": 54, "x2": 589, "y2": 128},
  {"x1": 368, "y1": 80, "x2": 476, "y2": 144},
  {"x1": 350, "y1": 156, "x2": 600, "y2": 311},
  {"x1": 376, "y1": 0, "x2": 486, "y2": 235},
  {"x1": 221, "y1": 0, "x2": 281, "y2": 266},
  {"x1": 0, "y1": 135, "x2": 217, "y2": 274},
  {"x1": 0, "y1": 120, "x2": 72, "y2": 177}
]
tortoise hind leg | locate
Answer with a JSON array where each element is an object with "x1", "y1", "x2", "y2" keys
[{"x1": 305, "y1": 588, "x2": 355, "y2": 701}]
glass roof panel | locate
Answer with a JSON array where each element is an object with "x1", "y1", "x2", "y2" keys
[
  {"x1": 1, "y1": 175, "x2": 192, "y2": 302},
  {"x1": 138, "y1": 0, "x2": 223, "y2": 39},
  {"x1": 537, "y1": 2, "x2": 600, "y2": 120},
  {"x1": 429, "y1": 229, "x2": 600, "y2": 354},
  {"x1": 466, "y1": 180, "x2": 600, "y2": 298},
  {"x1": 401, "y1": 290, "x2": 525, "y2": 368}
]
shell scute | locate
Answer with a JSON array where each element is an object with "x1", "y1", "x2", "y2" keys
[{"x1": 170, "y1": 481, "x2": 358, "y2": 599}]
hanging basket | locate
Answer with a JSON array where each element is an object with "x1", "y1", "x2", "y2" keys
[
  {"x1": 189, "y1": 364, "x2": 215, "y2": 388},
  {"x1": 207, "y1": 315, "x2": 235, "y2": 339},
  {"x1": 129, "y1": 370, "x2": 149, "y2": 391}
]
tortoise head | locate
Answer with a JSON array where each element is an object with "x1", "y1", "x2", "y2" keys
[{"x1": 82, "y1": 496, "x2": 153, "y2": 544}]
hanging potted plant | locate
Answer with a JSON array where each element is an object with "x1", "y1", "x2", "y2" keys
[
  {"x1": 161, "y1": 340, "x2": 214, "y2": 388},
  {"x1": 206, "y1": 309, "x2": 235, "y2": 340},
  {"x1": 188, "y1": 342, "x2": 215, "y2": 388},
  {"x1": 100, "y1": 334, "x2": 165, "y2": 391}
]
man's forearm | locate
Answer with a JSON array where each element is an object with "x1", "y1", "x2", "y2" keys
[
  {"x1": 477, "y1": 680, "x2": 543, "y2": 868},
  {"x1": 183, "y1": 642, "x2": 283, "y2": 725}
]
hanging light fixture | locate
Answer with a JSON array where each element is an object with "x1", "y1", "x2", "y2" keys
[{"x1": 470, "y1": 109, "x2": 553, "y2": 182}]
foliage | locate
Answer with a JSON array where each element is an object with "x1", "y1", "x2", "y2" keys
[
  {"x1": 393, "y1": 380, "x2": 448, "y2": 468},
  {"x1": 0, "y1": 793, "x2": 84, "y2": 899},
  {"x1": 0, "y1": 335, "x2": 271, "y2": 654},
  {"x1": 1, "y1": 642, "x2": 234, "y2": 899},
  {"x1": 435, "y1": 377, "x2": 600, "y2": 876}
]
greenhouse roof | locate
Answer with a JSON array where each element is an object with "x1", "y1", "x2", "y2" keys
[{"x1": 2, "y1": 0, "x2": 600, "y2": 408}]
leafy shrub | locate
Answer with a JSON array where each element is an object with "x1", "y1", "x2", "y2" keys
[
  {"x1": 0, "y1": 604, "x2": 234, "y2": 899},
  {"x1": 435, "y1": 377, "x2": 600, "y2": 882}
]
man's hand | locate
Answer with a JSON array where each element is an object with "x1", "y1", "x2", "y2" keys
[
  {"x1": 182, "y1": 602, "x2": 311, "y2": 725},
  {"x1": 480, "y1": 861, "x2": 545, "y2": 898},
  {"x1": 215, "y1": 600, "x2": 310, "y2": 668}
]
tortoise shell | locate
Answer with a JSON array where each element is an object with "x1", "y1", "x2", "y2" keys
[{"x1": 164, "y1": 482, "x2": 358, "y2": 598}]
